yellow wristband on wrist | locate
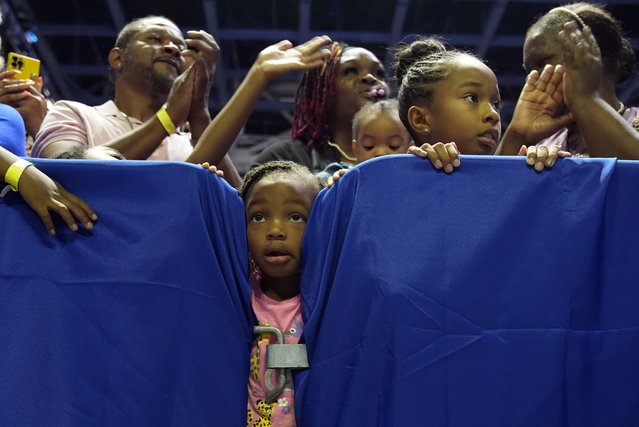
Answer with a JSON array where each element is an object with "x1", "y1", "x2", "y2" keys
[
  {"x1": 5, "y1": 159, "x2": 33, "y2": 192},
  {"x1": 156, "y1": 106, "x2": 176, "y2": 135}
]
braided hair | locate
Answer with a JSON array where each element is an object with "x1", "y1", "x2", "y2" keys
[
  {"x1": 291, "y1": 41, "x2": 348, "y2": 150},
  {"x1": 392, "y1": 37, "x2": 482, "y2": 140},
  {"x1": 239, "y1": 160, "x2": 324, "y2": 200}
]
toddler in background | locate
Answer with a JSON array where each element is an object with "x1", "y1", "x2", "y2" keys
[
  {"x1": 319, "y1": 98, "x2": 459, "y2": 185},
  {"x1": 318, "y1": 99, "x2": 414, "y2": 184},
  {"x1": 351, "y1": 99, "x2": 413, "y2": 163}
]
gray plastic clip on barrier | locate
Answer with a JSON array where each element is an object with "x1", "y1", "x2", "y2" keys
[{"x1": 254, "y1": 325, "x2": 309, "y2": 403}]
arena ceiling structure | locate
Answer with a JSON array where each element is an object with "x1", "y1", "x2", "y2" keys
[{"x1": 1, "y1": 0, "x2": 638, "y2": 136}]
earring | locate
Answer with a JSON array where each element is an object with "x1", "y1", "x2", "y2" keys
[
  {"x1": 424, "y1": 127, "x2": 430, "y2": 135},
  {"x1": 250, "y1": 257, "x2": 262, "y2": 281}
]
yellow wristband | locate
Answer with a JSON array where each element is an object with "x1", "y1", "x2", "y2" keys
[
  {"x1": 5, "y1": 159, "x2": 33, "y2": 192},
  {"x1": 156, "y1": 106, "x2": 176, "y2": 135}
]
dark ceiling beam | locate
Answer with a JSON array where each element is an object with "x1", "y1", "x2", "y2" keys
[
  {"x1": 202, "y1": 0, "x2": 229, "y2": 104},
  {"x1": 384, "y1": 0, "x2": 410, "y2": 72},
  {"x1": 389, "y1": 0, "x2": 409, "y2": 44},
  {"x1": 466, "y1": 0, "x2": 638, "y2": 2},
  {"x1": 621, "y1": 75, "x2": 639, "y2": 103},
  {"x1": 34, "y1": 25, "x2": 502, "y2": 48},
  {"x1": 59, "y1": 64, "x2": 108, "y2": 76},
  {"x1": 476, "y1": 0, "x2": 508, "y2": 57},
  {"x1": 7, "y1": 0, "x2": 75, "y2": 100},
  {"x1": 210, "y1": 99, "x2": 293, "y2": 112},
  {"x1": 36, "y1": 24, "x2": 639, "y2": 51},
  {"x1": 297, "y1": 0, "x2": 311, "y2": 42},
  {"x1": 37, "y1": 24, "x2": 115, "y2": 37},
  {"x1": 105, "y1": 0, "x2": 125, "y2": 31},
  {"x1": 268, "y1": 0, "x2": 312, "y2": 124}
]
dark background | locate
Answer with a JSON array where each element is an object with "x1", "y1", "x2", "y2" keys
[{"x1": 2, "y1": 0, "x2": 638, "y2": 168}]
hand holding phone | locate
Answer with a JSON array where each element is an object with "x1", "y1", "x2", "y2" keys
[{"x1": 7, "y1": 52, "x2": 41, "y2": 81}]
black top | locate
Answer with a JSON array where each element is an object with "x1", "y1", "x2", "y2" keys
[{"x1": 251, "y1": 139, "x2": 341, "y2": 173}]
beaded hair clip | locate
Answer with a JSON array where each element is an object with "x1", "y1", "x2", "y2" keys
[{"x1": 552, "y1": 7, "x2": 587, "y2": 29}]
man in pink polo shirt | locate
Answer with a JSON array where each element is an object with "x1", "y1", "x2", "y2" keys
[{"x1": 33, "y1": 15, "x2": 239, "y2": 185}]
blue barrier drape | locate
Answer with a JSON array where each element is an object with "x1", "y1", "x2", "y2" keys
[
  {"x1": 0, "y1": 160, "x2": 252, "y2": 426},
  {"x1": 3, "y1": 157, "x2": 639, "y2": 426},
  {"x1": 297, "y1": 156, "x2": 639, "y2": 427}
]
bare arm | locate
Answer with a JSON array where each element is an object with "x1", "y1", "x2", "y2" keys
[
  {"x1": 182, "y1": 30, "x2": 219, "y2": 143},
  {"x1": 570, "y1": 98, "x2": 639, "y2": 159},
  {"x1": 0, "y1": 147, "x2": 97, "y2": 235},
  {"x1": 103, "y1": 118, "x2": 175, "y2": 160},
  {"x1": 186, "y1": 36, "x2": 332, "y2": 167},
  {"x1": 37, "y1": 64, "x2": 197, "y2": 160},
  {"x1": 105, "y1": 64, "x2": 198, "y2": 160},
  {"x1": 37, "y1": 114, "x2": 173, "y2": 160},
  {"x1": 558, "y1": 22, "x2": 639, "y2": 159}
]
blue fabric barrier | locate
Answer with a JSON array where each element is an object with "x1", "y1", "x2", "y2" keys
[
  {"x1": 297, "y1": 156, "x2": 639, "y2": 427},
  {"x1": 0, "y1": 160, "x2": 252, "y2": 426},
  {"x1": 0, "y1": 104, "x2": 27, "y2": 156},
  {"x1": 3, "y1": 156, "x2": 639, "y2": 426}
]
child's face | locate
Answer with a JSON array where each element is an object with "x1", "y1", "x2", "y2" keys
[
  {"x1": 333, "y1": 47, "x2": 389, "y2": 120},
  {"x1": 352, "y1": 111, "x2": 413, "y2": 163},
  {"x1": 245, "y1": 176, "x2": 316, "y2": 282},
  {"x1": 417, "y1": 56, "x2": 501, "y2": 155}
]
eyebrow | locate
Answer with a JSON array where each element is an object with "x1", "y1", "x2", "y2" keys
[
  {"x1": 141, "y1": 27, "x2": 186, "y2": 44},
  {"x1": 340, "y1": 58, "x2": 383, "y2": 67},
  {"x1": 457, "y1": 81, "x2": 484, "y2": 89},
  {"x1": 360, "y1": 133, "x2": 403, "y2": 140},
  {"x1": 245, "y1": 197, "x2": 266, "y2": 210},
  {"x1": 459, "y1": 80, "x2": 500, "y2": 95},
  {"x1": 247, "y1": 197, "x2": 311, "y2": 210}
]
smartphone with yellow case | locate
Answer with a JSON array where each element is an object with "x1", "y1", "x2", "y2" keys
[{"x1": 6, "y1": 52, "x2": 41, "y2": 81}]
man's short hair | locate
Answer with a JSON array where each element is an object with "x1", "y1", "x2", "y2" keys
[{"x1": 114, "y1": 15, "x2": 175, "y2": 49}]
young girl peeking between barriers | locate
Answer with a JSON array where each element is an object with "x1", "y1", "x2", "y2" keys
[
  {"x1": 192, "y1": 34, "x2": 334, "y2": 426},
  {"x1": 236, "y1": 160, "x2": 323, "y2": 426}
]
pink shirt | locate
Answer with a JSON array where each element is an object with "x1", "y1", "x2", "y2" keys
[
  {"x1": 247, "y1": 278, "x2": 303, "y2": 427},
  {"x1": 32, "y1": 100, "x2": 193, "y2": 160},
  {"x1": 537, "y1": 106, "x2": 639, "y2": 157}
]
